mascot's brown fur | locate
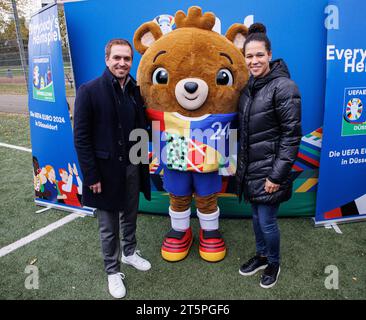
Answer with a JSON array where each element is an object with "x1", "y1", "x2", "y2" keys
[{"x1": 134, "y1": 6, "x2": 249, "y2": 262}]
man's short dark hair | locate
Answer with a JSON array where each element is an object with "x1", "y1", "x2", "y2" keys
[{"x1": 105, "y1": 39, "x2": 134, "y2": 59}]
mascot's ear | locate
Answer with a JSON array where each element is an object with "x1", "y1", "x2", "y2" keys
[
  {"x1": 133, "y1": 21, "x2": 163, "y2": 54},
  {"x1": 225, "y1": 23, "x2": 248, "y2": 51}
]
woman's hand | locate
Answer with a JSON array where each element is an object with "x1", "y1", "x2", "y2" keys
[{"x1": 264, "y1": 178, "x2": 280, "y2": 194}]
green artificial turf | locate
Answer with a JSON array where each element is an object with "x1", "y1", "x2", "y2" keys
[
  {"x1": 1, "y1": 212, "x2": 366, "y2": 300},
  {"x1": 1, "y1": 112, "x2": 366, "y2": 300},
  {"x1": 0, "y1": 112, "x2": 31, "y2": 148}
]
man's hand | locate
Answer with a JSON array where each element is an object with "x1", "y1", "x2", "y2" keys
[
  {"x1": 89, "y1": 182, "x2": 102, "y2": 194},
  {"x1": 264, "y1": 178, "x2": 280, "y2": 194}
]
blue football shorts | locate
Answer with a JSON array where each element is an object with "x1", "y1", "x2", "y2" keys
[{"x1": 163, "y1": 168, "x2": 222, "y2": 196}]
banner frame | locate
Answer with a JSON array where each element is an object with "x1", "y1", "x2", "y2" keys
[{"x1": 35, "y1": 199, "x2": 96, "y2": 217}]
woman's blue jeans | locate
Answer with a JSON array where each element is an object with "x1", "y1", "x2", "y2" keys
[{"x1": 251, "y1": 203, "x2": 280, "y2": 265}]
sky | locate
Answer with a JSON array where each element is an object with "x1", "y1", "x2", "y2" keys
[
  {"x1": 2, "y1": 1, "x2": 76, "y2": 29},
  {"x1": 25, "y1": 0, "x2": 42, "y2": 19},
  {"x1": 25, "y1": 1, "x2": 79, "y2": 19},
  {"x1": 9, "y1": 1, "x2": 78, "y2": 21}
]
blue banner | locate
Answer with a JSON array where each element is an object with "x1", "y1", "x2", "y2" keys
[
  {"x1": 64, "y1": 0, "x2": 330, "y2": 216},
  {"x1": 315, "y1": 0, "x2": 366, "y2": 224},
  {"x1": 64, "y1": 0, "x2": 328, "y2": 136},
  {"x1": 28, "y1": 4, "x2": 94, "y2": 216}
]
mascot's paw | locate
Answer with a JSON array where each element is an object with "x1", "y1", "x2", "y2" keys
[
  {"x1": 161, "y1": 227, "x2": 193, "y2": 262},
  {"x1": 199, "y1": 229, "x2": 226, "y2": 262}
]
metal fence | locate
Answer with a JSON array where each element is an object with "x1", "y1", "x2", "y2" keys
[{"x1": 0, "y1": 39, "x2": 73, "y2": 82}]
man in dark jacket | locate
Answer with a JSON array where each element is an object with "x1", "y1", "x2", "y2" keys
[{"x1": 74, "y1": 39, "x2": 151, "y2": 299}]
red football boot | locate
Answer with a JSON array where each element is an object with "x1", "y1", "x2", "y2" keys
[
  {"x1": 199, "y1": 229, "x2": 226, "y2": 262},
  {"x1": 161, "y1": 227, "x2": 193, "y2": 262}
]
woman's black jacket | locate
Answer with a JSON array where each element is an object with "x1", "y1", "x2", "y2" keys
[{"x1": 236, "y1": 59, "x2": 302, "y2": 204}]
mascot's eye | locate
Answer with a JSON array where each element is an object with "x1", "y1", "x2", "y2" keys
[
  {"x1": 216, "y1": 69, "x2": 233, "y2": 86},
  {"x1": 152, "y1": 67, "x2": 169, "y2": 84}
]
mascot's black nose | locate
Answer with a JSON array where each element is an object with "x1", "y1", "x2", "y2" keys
[{"x1": 184, "y1": 82, "x2": 198, "y2": 94}]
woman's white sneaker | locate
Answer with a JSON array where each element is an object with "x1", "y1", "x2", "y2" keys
[
  {"x1": 122, "y1": 250, "x2": 151, "y2": 271},
  {"x1": 107, "y1": 273, "x2": 126, "y2": 299}
]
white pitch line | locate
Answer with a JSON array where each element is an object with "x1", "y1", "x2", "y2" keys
[
  {"x1": 0, "y1": 213, "x2": 80, "y2": 258},
  {"x1": 0, "y1": 142, "x2": 32, "y2": 153}
]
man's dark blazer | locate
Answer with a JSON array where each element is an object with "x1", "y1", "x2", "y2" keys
[{"x1": 73, "y1": 67, "x2": 151, "y2": 211}]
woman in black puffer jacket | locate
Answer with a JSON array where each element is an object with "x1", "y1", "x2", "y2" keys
[{"x1": 236, "y1": 23, "x2": 302, "y2": 289}]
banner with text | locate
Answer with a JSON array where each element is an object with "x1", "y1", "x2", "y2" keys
[
  {"x1": 28, "y1": 4, "x2": 94, "y2": 216},
  {"x1": 315, "y1": 0, "x2": 366, "y2": 224},
  {"x1": 64, "y1": 0, "x2": 335, "y2": 217}
]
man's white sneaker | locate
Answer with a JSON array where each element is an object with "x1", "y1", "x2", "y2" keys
[
  {"x1": 122, "y1": 250, "x2": 151, "y2": 271},
  {"x1": 107, "y1": 273, "x2": 126, "y2": 299}
]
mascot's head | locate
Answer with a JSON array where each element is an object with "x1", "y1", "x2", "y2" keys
[{"x1": 133, "y1": 6, "x2": 249, "y2": 117}]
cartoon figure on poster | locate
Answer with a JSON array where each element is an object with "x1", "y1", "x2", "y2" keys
[
  {"x1": 33, "y1": 65, "x2": 40, "y2": 88},
  {"x1": 58, "y1": 163, "x2": 83, "y2": 207},
  {"x1": 32, "y1": 156, "x2": 83, "y2": 207},
  {"x1": 43, "y1": 164, "x2": 63, "y2": 202},
  {"x1": 134, "y1": 6, "x2": 249, "y2": 262},
  {"x1": 32, "y1": 156, "x2": 51, "y2": 199}
]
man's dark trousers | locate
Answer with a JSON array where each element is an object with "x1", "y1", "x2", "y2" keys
[{"x1": 96, "y1": 164, "x2": 140, "y2": 275}]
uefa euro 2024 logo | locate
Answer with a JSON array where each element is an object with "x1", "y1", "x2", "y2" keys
[
  {"x1": 342, "y1": 88, "x2": 366, "y2": 136},
  {"x1": 344, "y1": 98, "x2": 363, "y2": 122},
  {"x1": 153, "y1": 14, "x2": 176, "y2": 35}
]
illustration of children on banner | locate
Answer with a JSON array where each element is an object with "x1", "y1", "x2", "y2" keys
[
  {"x1": 32, "y1": 157, "x2": 83, "y2": 207},
  {"x1": 58, "y1": 163, "x2": 83, "y2": 207},
  {"x1": 43, "y1": 164, "x2": 64, "y2": 202},
  {"x1": 32, "y1": 156, "x2": 51, "y2": 199}
]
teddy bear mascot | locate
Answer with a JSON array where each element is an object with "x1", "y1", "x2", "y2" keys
[{"x1": 133, "y1": 6, "x2": 249, "y2": 262}]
